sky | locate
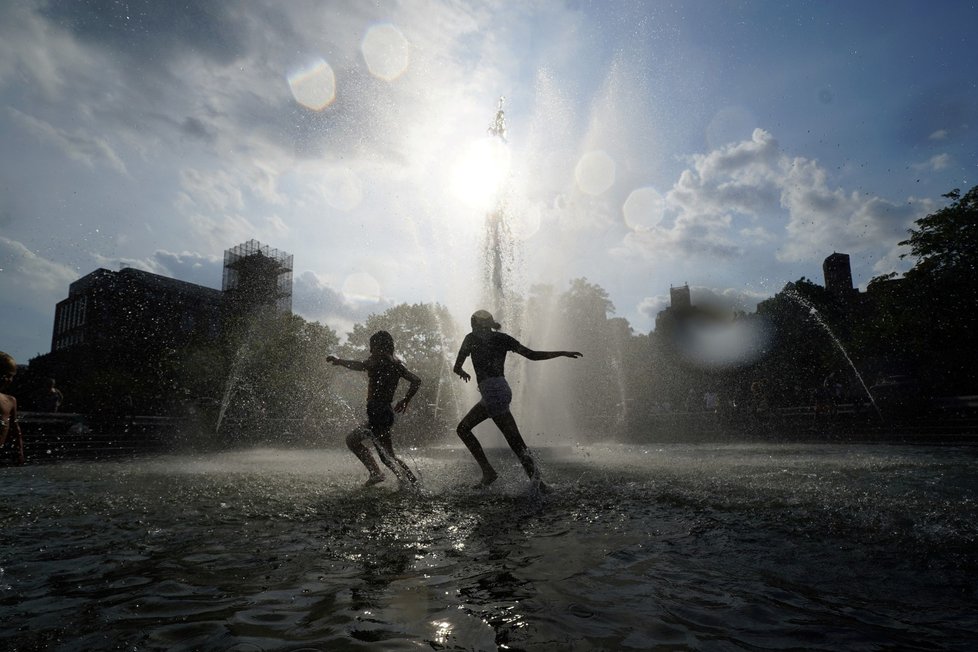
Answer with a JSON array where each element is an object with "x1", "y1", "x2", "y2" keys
[{"x1": 1, "y1": 0, "x2": 976, "y2": 364}]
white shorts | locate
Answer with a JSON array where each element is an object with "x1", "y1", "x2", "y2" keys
[{"x1": 478, "y1": 376, "x2": 512, "y2": 417}]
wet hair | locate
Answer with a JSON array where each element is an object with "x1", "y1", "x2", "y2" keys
[
  {"x1": 0, "y1": 351, "x2": 16, "y2": 374},
  {"x1": 369, "y1": 330, "x2": 395, "y2": 357}
]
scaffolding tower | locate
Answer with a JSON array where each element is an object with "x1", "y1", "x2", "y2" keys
[{"x1": 222, "y1": 239, "x2": 293, "y2": 314}]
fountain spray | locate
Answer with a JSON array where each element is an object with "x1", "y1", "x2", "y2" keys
[{"x1": 481, "y1": 97, "x2": 520, "y2": 324}]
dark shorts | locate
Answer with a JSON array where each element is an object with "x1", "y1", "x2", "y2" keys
[
  {"x1": 478, "y1": 376, "x2": 512, "y2": 417},
  {"x1": 366, "y1": 402, "x2": 395, "y2": 432}
]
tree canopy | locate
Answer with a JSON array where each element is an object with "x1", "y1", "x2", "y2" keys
[{"x1": 900, "y1": 187, "x2": 978, "y2": 279}]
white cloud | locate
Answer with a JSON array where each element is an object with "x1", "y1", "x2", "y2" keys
[
  {"x1": 0, "y1": 2, "x2": 93, "y2": 98},
  {"x1": 638, "y1": 285, "x2": 769, "y2": 324},
  {"x1": 616, "y1": 128, "x2": 933, "y2": 267},
  {"x1": 93, "y1": 250, "x2": 224, "y2": 289},
  {"x1": 911, "y1": 153, "x2": 951, "y2": 171},
  {"x1": 292, "y1": 271, "x2": 395, "y2": 338},
  {"x1": 0, "y1": 238, "x2": 80, "y2": 360},
  {"x1": 0, "y1": 236, "x2": 78, "y2": 298},
  {"x1": 7, "y1": 107, "x2": 128, "y2": 175}
]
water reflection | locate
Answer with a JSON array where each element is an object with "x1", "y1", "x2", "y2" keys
[{"x1": 2, "y1": 444, "x2": 977, "y2": 649}]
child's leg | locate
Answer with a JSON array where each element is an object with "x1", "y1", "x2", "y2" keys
[
  {"x1": 456, "y1": 402, "x2": 497, "y2": 484},
  {"x1": 492, "y1": 411, "x2": 539, "y2": 479},
  {"x1": 346, "y1": 424, "x2": 383, "y2": 480},
  {"x1": 372, "y1": 429, "x2": 417, "y2": 483}
]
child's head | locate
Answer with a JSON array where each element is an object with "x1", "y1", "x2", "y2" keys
[
  {"x1": 0, "y1": 351, "x2": 16, "y2": 390},
  {"x1": 369, "y1": 330, "x2": 395, "y2": 356},
  {"x1": 471, "y1": 309, "x2": 500, "y2": 331}
]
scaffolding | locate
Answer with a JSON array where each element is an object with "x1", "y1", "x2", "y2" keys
[{"x1": 222, "y1": 239, "x2": 293, "y2": 314}]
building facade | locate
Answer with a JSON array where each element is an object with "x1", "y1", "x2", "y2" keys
[{"x1": 51, "y1": 267, "x2": 223, "y2": 354}]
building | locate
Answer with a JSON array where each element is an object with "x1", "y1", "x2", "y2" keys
[
  {"x1": 222, "y1": 239, "x2": 293, "y2": 316},
  {"x1": 823, "y1": 252, "x2": 860, "y2": 300},
  {"x1": 34, "y1": 240, "x2": 292, "y2": 414},
  {"x1": 51, "y1": 267, "x2": 223, "y2": 354},
  {"x1": 654, "y1": 284, "x2": 692, "y2": 332},
  {"x1": 670, "y1": 284, "x2": 691, "y2": 310}
]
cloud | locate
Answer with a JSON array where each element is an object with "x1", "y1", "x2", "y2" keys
[
  {"x1": 7, "y1": 107, "x2": 128, "y2": 175},
  {"x1": 0, "y1": 2, "x2": 95, "y2": 98},
  {"x1": 0, "y1": 238, "x2": 80, "y2": 359},
  {"x1": 0, "y1": 237, "x2": 79, "y2": 305},
  {"x1": 912, "y1": 153, "x2": 951, "y2": 172},
  {"x1": 617, "y1": 128, "x2": 932, "y2": 265},
  {"x1": 292, "y1": 271, "x2": 395, "y2": 338},
  {"x1": 40, "y1": 0, "x2": 250, "y2": 68},
  {"x1": 638, "y1": 294, "x2": 670, "y2": 321},
  {"x1": 638, "y1": 285, "x2": 768, "y2": 323},
  {"x1": 93, "y1": 250, "x2": 224, "y2": 289}
]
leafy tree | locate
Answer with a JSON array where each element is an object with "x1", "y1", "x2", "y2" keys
[
  {"x1": 899, "y1": 187, "x2": 978, "y2": 279},
  {"x1": 876, "y1": 186, "x2": 978, "y2": 392},
  {"x1": 173, "y1": 312, "x2": 342, "y2": 441},
  {"x1": 753, "y1": 278, "x2": 849, "y2": 404},
  {"x1": 553, "y1": 278, "x2": 620, "y2": 434}
]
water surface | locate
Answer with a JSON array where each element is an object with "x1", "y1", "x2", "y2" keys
[{"x1": 2, "y1": 442, "x2": 977, "y2": 650}]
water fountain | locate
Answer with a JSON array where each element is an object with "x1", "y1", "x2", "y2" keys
[
  {"x1": 783, "y1": 288, "x2": 884, "y2": 422},
  {"x1": 480, "y1": 97, "x2": 522, "y2": 326},
  {"x1": 7, "y1": 10, "x2": 978, "y2": 651}
]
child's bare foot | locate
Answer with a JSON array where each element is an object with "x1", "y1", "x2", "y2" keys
[{"x1": 363, "y1": 473, "x2": 384, "y2": 487}]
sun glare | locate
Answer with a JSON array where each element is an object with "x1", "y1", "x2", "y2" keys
[{"x1": 450, "y1": 136, "x2": 512, "y2": 210}]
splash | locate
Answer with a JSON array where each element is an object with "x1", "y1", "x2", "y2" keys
[
  {"x1": 215, "y1": 319, "x2": 259, "y2": 434},
  {"x1": 480, "y1": 97, "x2": 521, "y2": 324},
  {"x1": 784, "y1": 289, "x2": 883, "y2": 421}
]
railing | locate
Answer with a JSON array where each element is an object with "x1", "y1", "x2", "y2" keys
[
  {"x1": 13, "y1": 412, "x2": 187, "y2": 460},
  {"x1": 9, "y1": 396, "x2": 978, "y2": 462}
]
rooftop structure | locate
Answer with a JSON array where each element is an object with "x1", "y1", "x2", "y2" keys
[{"x1": 222, "y1": 239, "x2": 293, "y2": 315}]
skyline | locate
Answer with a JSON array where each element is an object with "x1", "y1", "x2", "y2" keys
[{"x1": 2, "y1": 1, "x2": 976, "y2": 363}]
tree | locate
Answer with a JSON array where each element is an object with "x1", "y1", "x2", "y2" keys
[
  {"x1": 900, "y1": 187, "x2": 978, "y2": 279},
  {"x1": 753, "y1": 278, "x2": 849, "y2": 405},
  {"x1": 173, "y1": 312, "x2": 342, "y2": 441},
  {"x1": 555, "y1": 278, "x2": 620, "y2": 434},
  {"x1": 884, "y1": 186, "x2": 978, "y2": 393}
]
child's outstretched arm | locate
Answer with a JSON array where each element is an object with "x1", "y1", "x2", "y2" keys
[
  {"x1": 513, "y1": 344, "x2": 583, "y2": 361},
  {"x1": 394, "y1": 369, "x2": 422, "y2": 413},
  {"x1": 326, "y1": 355, "x2": 367, "y2": 372}
]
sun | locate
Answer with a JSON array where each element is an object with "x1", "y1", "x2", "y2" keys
[{"x1": 450, "y1": 136, "x2": 512, "y2": 211}]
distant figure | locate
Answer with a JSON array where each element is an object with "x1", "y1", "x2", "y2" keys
[
  {"x1": 35, "y1": 377, "x2": 63, "y2": 413},
  {"x1": 703, "y1": 390, "x2": 719, "y2": 412},
  {"x1": 749, "y1": 379, "x2": 769, "y2": 419},
  {"x1": 0, "y1": 352, "x2": 25, "y2": 464},
  {"x1": 820, "y1": 372, "x2": 840, "y2": 416},
  {"x1": 453, "y1": 310, "x2": 582, "y2": 489},
  {"x1": 327, "y1": 330, "x2": 421, "y2": 486}
]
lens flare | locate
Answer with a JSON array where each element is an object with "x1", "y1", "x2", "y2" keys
[
  {"x1": 622, "y1": 187, "x2": 665, "y2": 230},
  {"x1": 343, "y1": 272, "x2": 381, "y2": 302},
  {"x1": 574, "y1": 150, "x2": 616, "y2": 195},
  {"x1": 361, "y1": 23, "x2": 410, "y2": 81},
  {"x1": 675, "y1": 317, "x2": 770, "y2": 369},
  {"x1": 288, "y1": 58, "x2": 336, "y2": 110}
]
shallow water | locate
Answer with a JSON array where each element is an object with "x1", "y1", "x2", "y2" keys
[{"x1": 2, "y1": 442, "x2": 977, "y2": 651}]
